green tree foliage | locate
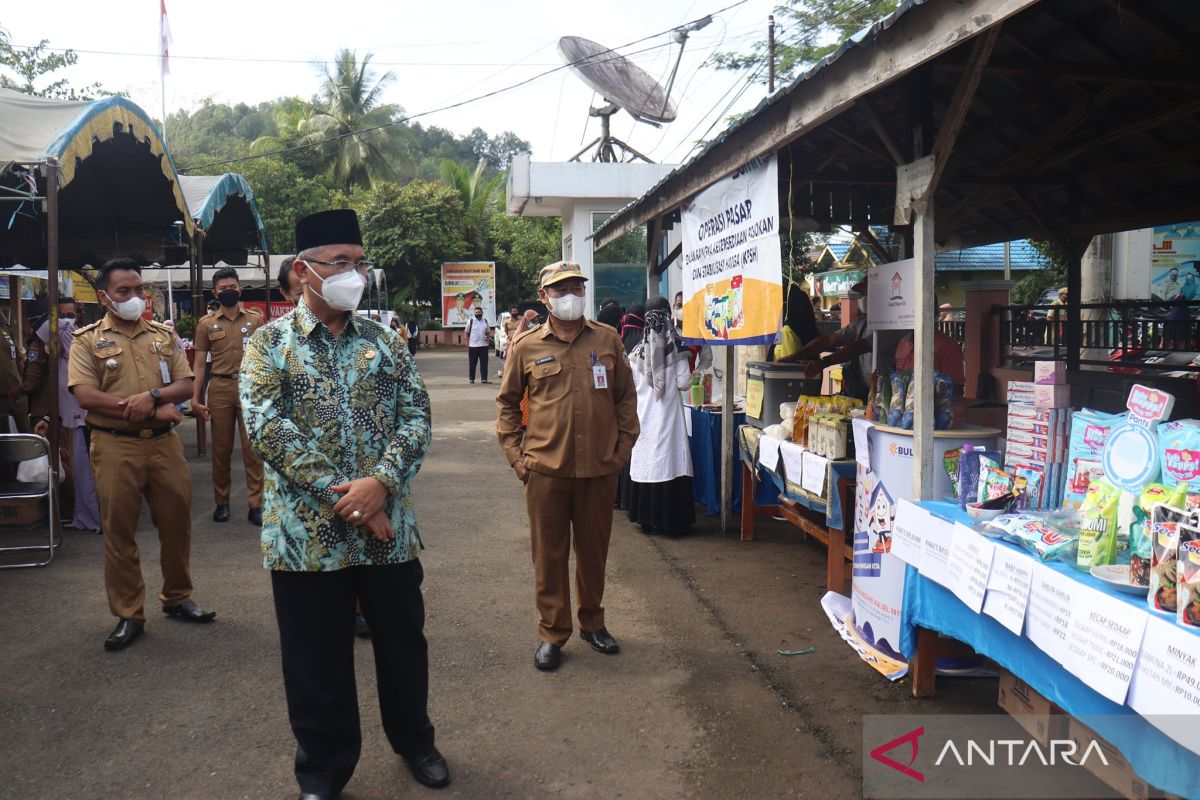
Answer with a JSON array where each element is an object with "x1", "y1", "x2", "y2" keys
[
  {"x1": 439, "y1": 158, "x2": 503, "y2": 259},
  {"x1": 711, "y1": 0, "x2": 901, "y2": 86},
  {"x1": 353, "y1": 180, "x2": 468, "y2": 303},
  {"x1": 490, "y1": 210, "x2": 561, "y2": 306},
  {"x1": 0, "y1": 31, "x2": 114, "y2": 100},
  {"x1": 301, "y1": 49, "x2": 405, "y2": 192},
  {"x1": 1011, "y1": 241, "x2": 1063, "y2": 306},
  {"x1": 232, "y1": 157, "x2": 348, "y2": 253}
]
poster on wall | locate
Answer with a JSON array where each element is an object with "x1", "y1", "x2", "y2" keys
[
  {"x1": 680, "y1": 154, "x2": 783, "y2": 346},
  {"x1": 1150, "y1": 222, "x2": 1200, "y2": 301},
  {"x1": 865, "y1": 258, "x2": 916, "y2": 332},
  {"x1": 441, "y1": 262, "x2": 496, "y2": 328}
]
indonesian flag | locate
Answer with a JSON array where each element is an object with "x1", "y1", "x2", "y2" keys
[{"x1": 160, "y1": 0, "x2": 172, "y2": 76}]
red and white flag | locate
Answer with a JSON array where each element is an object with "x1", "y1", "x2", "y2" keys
[{"x1": 160, "y1": 0, "x2": 173, "y2": 76}]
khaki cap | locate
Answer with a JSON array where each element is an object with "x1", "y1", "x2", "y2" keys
[{"x1": 539, "y1": 261, "x2": 588, "y2": 288}]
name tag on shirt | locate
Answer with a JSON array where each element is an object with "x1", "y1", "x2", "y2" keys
[
  {"x1": 159, "y1": 359, "x2": 171, "y2": 383},
  {"x1": 534, "y1": 355, "x2": 555, "y2": 365},
  {"x1": 592, "y1": 364, "x2": 608, "y2": 389}
]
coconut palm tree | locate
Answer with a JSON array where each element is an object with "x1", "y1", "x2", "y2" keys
[
  {"x1": 440, "y1": 158, "x2": 502, "y2": 258},
  {"x1": 300, "y1": 49, "x2": 404, "y2": 192}
]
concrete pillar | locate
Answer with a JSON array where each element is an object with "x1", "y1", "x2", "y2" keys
[
  {"x1": 912, "y1": 201, "x2": 935, "y2": 500},
  {"x1": 961, "y1": 280, "x2": 1013, "y2": 400},
  {"x1": 1080, "y1": 234, "x2": 1113, "y2": 369}
]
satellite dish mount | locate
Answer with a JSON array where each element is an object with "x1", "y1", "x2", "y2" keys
[
  {"x1": 559, "y1": 22, "x2": 708, "y2": 165},
  {"x1": 571, "y1": 102, "x2": 654, "y2": 164}
]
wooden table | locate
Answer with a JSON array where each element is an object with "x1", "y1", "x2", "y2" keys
[{"x1": 740, "y1": 461, "x2": 855, "y2": 592}]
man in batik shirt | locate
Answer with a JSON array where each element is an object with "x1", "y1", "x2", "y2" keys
[{"x1": 240, "y1": 210, "x2": 448, "y2": 799}]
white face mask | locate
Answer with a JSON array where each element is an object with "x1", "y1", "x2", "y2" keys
[
  {"x1": 548, "y1": 292, "x2": 585, "y2": 322},
  {"x1": 103, "y1": 292, "x2": 145, "y2": 322},
  {"x1": 307, "y1": 267, "x2": 365, "y2": 311}
]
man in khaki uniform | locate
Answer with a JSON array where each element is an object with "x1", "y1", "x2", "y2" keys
[
  {"x1": 0, "y1": 321, "x2": 29, "y2": 432},
  {"x1": 496, "y1": 261, "x2": 639, "y2": 671},
  {"x1": 69, "y1": 258, "x2": 216, "y2": 651},
  {"x1": 191, "y1": 266, "x2": 265, "y2": 525}
]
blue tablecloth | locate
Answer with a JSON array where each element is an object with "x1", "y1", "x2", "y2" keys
[
  {"x1": 691, "y1": 407, "x2": 777, "y2": 515},
  {"x1": 901, "y1": 500, "x2": 1200, "y2": 798}
]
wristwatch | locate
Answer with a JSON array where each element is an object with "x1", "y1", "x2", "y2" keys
[{"x1": 150, "y1": 388, "x2": 163, "y2": 405}]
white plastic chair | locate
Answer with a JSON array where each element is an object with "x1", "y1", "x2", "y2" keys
[{"x1": 0, "y1": 433, "x2": 61, "y2": 569}]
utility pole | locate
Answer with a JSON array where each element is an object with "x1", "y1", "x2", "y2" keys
[{"x1": 767, "y1": 15, "x2": 776, "y2": 94}]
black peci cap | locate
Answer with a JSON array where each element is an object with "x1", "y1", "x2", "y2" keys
[{"x1": 295, "y1": 209, "x2": 363, "y2": 252}]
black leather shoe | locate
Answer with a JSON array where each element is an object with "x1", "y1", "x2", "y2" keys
[
  {"x1": 403, "y1": 747, "x2": 450, "y2": 789},
  {"x1": 247, "y1": 507, "x2": 263, "y2": 527},
  {"x1": 534, "y1": 641, "x2": 561, "y2": 671},
  {"x1": 104, "y1": 619, "x2": 144, "y2": 651},
  {"x1": 354, "y1": 613, "x2": 371, "y2": 638},
  {"x1": 297, "y1": 793, "x2": 328, "y2": 800},
  {"x1": 581, "y1": 627, "x2": 620, "y2": 654},
  {"x1": 163, "y1": 599, "x2": 216, "y2": 623},
  {"x1": 212, "y1": 505, "x2": 230, "y2": 522}
]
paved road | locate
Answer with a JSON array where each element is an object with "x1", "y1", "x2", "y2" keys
[{"x1": 0, "y1": 348, "x2": 994, "y2": 799}]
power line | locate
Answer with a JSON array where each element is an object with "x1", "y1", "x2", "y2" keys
[
  {"x1": 180, "y1": 0, "x2": 752, "y2": 173},
  {"x1": 5, "y1": 43, "x2": 564, "y2": 68}
]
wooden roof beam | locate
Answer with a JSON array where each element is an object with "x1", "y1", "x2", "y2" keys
[
  {"x1": 1103, "y1": 0, "x2": 1192, "y2": 50},
  {"x1": 935, "y1": 58, "x2": 1200, "y2": 88},
  {"x1": 928, "y1": 26, "x2": 1001, "y2": 196},
  {"x1": 858, "y1": 98, "x2": 906, "y2": 166}
]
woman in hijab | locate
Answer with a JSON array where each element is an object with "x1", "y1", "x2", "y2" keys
[
  {"x1": 620, "y1": 304, "x2": 646, "y2": 354},
  {"x1": 596, "y1": 300, "x2": 624, "y2": 331},
  {"x1": 773, "y1": 284, "x2": 820, "y2": 361},
  {"x1": 622, "y1": 296, "x2": 695, "y2": 536}
]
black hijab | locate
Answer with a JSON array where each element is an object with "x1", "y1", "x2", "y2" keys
[
  {"x1": 620, "y1": 304, "x2": 646, "y2": 353},
  {"x1": 784, "y1": 286, "x2": 820, "y2": 345},
  {"x1": 596, "y1": 302, "x2": 624, "y2": 330}
]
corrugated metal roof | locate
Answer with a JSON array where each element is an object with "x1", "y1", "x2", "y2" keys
[{"x1": 935, "y1": 239, "x2": 1044, "y2": 272}]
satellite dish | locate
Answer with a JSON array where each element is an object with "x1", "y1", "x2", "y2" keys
[{"x1": 559, "y1": 36, "x2": 678, "y2": 125}]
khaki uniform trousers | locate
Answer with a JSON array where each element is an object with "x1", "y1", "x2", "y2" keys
[
  {"x1": 90, "y1": 429, "x2": 193, "y2": 621},
  {"x1": 207, "y1": 375, "x2": 263, "y2": 507},
  {"x1": 524, "y1": 470, "x2": 619, "y2": 645}
]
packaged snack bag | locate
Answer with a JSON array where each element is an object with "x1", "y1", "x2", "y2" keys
[
  {"x1": 1177, "y1": 523, "x2": 1200, "y2": 629},
  {"x1": 944, "y1": 448, "x2": 961, "y2": 498},
  {"x1": 901, "y1": 371, "x2": 917, "y2": 430},
  {"x1": 1158, "y1": 420, "x2": 1200, "y2": 489},
  {"x1": 1148, "y1": 504, "x2": 1188, "y2": 614},
  {"x1": 934, "y1": 371, "x2": 954, "y2": 430},
  {"x1": 1128, "y1": 483, "x2": 1187, "y2": 586},
  {"x1": 1063, "y1": 409, "x2": 1126, "y2": 508},
  {"x1": 1012, "y1": 464, "x2": 1046, "y2": 510},
  {"x1": 957, "y1": 446, "x2": 1002, "y2": 509},
  {"x1": 1077, "y1": 478, "x2": 1121, "y2": 568},
  {"x1": 985, "y1": 514, "x2": 1078, "y2": 560},
  {"x1": 978, "y1": 465, "x2": 1014, "y2": 504},
  {"x1": 887, "y1": 371, "x2": 906, "y2": 428}
]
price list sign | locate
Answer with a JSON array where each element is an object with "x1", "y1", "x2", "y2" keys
[
  {"x1": 1026, "y1": 564, "x2": 1076, "y2": 666},
  {"x1": 1064, "y1": 585, "x2": 1148, "y2": 704},
  {"x1": 1129, "y1": 615, "x2": 1200, "y2": 756}
]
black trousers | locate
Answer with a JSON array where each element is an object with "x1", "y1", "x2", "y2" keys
[
  {"x1": 468, "y1": 346, "x2": 489, "y2": 380},
  {"x1": 271, "y1": 560, "x2": 435, "y2": 797},
  {"x1": 407, "y1": 338, "x2": 418, "y2": 356}
]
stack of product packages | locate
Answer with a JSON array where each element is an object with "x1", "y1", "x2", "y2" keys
[{"x1": 1004, "y1": 361, "x2": 1071, "y2": 510}]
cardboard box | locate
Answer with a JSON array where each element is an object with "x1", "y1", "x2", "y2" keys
[
  {"x1": 1065, "y1": 718, "x2": 1154, "y2": 800},
  {"x1": 997, "y1": 670, "x2": 1067, "y2": 745},
  {"x1": 1007, "y1": 383, "x2": 1072, "y2": 408},
  {"x1": 1034, "y1": 360, "x2": 1067, "y2": 385},
  {"x1": 0, "y1": 498, "x2": 48, "y2": 531},
  {"x1": 1008, "y1": 403, "x2": 1071, "y2": 424}
]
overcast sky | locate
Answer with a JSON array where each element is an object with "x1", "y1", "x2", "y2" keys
[{"x1": 2, "y1": 0, "x2": 782, "y2": 167}]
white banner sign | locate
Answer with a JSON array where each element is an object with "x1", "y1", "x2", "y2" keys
[
  {"x1": 866, "y1": 258, "x2": 916, "y2": 332},
  {"x1": 681, "y1": 155, "x2": 783, "y2": 346}
]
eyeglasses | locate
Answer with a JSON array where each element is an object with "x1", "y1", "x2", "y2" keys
[{"x1": 301, "y1": 258, "x2": 374, "y2": 275}]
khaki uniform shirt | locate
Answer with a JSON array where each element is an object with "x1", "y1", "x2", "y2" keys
[
  {"x1": 68, "y1": 315, "x2": 194, "y2": 432},
  {"x1": 0, "y1": 325, "x2": 25, "y2": 415},
  {"x1": 503, "y1": 316, "x2": 520, "y2": 340},
  {"x1": 193, "y1": 306, "x2": 264, "y2": 375},
  {"x1": 497, "y1": 319, "x2": 639, "y2": 478}
]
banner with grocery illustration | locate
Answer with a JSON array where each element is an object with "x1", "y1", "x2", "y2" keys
[
  {"x1": 441, "y1": 261, "x2": 496, "y2": 328},
  {"x1": 680, "y1": 154, "x2": 783, "y2": 346}
]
